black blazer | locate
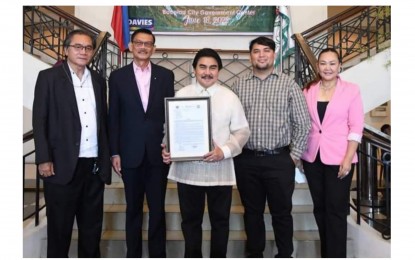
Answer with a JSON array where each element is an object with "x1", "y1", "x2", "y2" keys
[
  {"x1": 32, "y1": 61, "x2": 111, "y2": 185},
  {"x1": 108, "y1": 62, "x2": 175, "y2": 168}
]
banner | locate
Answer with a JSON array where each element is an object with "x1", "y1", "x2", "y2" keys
[
  {"x1": 127, "y1": 6, "x2": 275, "y2": 35},
  {"x1": 273, "y1": 6, "x2": 295, "y2": 70}
]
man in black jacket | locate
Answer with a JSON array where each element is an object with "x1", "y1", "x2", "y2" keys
[{"x1": 32, "y1": 29, "x2": 111, "y2": 257}]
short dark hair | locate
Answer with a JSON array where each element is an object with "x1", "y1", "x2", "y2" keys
[
  {"x1": 130, "y1": 28, "x2": 156, "y2": 44},
  {"x1": 192, "y1": 48, "x2": 223, "y2": 70},
  {"x1": 63, "y1": 29, "x2": 95, "y2": 49},
  {"x1": 249, "y1": 36, "x2": 275, "y2": 52},
  {"x1": 381, "y1": 124, "x2": 391, "y2": 133}
]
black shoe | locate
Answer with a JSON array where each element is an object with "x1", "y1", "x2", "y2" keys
[
  {"x1": 274, "y1": 254, "x2": 293, "y2": 258},
  {"x1": 247, "y1": 252, "x2": 263, "y2": 258}
]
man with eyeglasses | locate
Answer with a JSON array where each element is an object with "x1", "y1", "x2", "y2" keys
[
  {"x1": 108, "y1": 28, "x2": 175, "y2": 257},
  {"x1": 32, "y1": 29, "x2": 111, "y2": 257}
]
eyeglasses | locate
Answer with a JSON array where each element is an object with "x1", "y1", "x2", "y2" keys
[
  {"x1": 68, "y1": 44, "x2": 94, "y2": 53},
  {"x1": 132, "y1": 41, "x2": 154, "y2": 48}
]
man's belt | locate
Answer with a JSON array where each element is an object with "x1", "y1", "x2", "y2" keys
[{"x1": 243, "y1": 146, "x2": 289, "y2": 157}]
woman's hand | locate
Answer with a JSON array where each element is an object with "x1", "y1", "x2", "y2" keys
[{"x1": 338, "y1": 158, "x2": 352, "y2": 179}]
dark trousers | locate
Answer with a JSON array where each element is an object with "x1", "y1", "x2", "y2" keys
[
  {"x1": 122, "y1": 156, "x2": 168, "y2": 258},
  {"x1": 43, "y1": 158, "x2": 104, "y2": 258},
  {"x1": 177, "y1": 183, "x2": 232, "y2": 258},
  {"x1": 234, "y1": 149, "x2": 295, "y2": 258},
  {"x1": 302, "y1": 152, "x2": 354, "y2": 258}
]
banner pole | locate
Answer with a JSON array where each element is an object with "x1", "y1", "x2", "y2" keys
[{"x1": 279, "y1": 11, "x2": 283, "y2": 73}]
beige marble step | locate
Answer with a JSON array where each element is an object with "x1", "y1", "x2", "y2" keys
[
  {"x1": 104, "y1": 182, "x2": 313, "y2": 205},
  {"x1": 72, "y1": 229, "x2": 320, "y2": 241}
]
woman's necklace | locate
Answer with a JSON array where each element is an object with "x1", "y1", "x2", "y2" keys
[{"x1": 320, "y1": 81, "x2": 336, "y2": 91}]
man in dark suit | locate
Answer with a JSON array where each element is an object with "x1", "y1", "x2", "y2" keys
[
  {"x1": 108, "y1": 28, "x2": 175, "y2": 257},
  {"x1": 32, "y1": 29, "x2": 111, "y2": 257}
]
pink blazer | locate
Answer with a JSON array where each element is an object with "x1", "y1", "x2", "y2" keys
[{"x1": 301, "y1": 77, "x2": 364, "y2": 165}]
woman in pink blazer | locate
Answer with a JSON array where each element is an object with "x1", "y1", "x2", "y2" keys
[{"x1": 301, "y1": 48, "x2": 364, "y2": 258}]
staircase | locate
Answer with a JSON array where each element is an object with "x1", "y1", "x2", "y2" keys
[
  {"x1": 24, "y1": 170, "x2": 354, "y2": 258},
  {"x1": 23, "y1": 6, "x2": 390, "y2": 258}
]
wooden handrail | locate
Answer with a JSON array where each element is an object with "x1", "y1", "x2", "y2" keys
[
  {"x1": 291, "y1": 6, "x2": 384, "y2": 85},
  {"x1": 301, "y1": 6, "x2": 369, "y2": 40},
  {"x1": 92, "y1": 31, "x2": 111, "y2": 56},
  {"x1": 293, "y1": 33, "x2": 318, "y2": 73},
  {"x1": 23, "y1": 130, "x2": 34, "y2": 143},
  {"x1": 42, "y1": 6, "x2": 123, "y2": 47},
  {"x1": 42, "y1": 6, "x2": 104, "y2": 35}
]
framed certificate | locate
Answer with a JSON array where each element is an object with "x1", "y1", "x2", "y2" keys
[{"x1": 165, "y1": 96, "x2": 212, "y2": 161}]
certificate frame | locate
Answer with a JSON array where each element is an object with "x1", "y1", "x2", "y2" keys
[{"x1": 165, "y1": 96, "x2": 212, "y2": 161}]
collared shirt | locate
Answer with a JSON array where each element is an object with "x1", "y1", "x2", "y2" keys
[
  {"x1": 231, "y1": 71, "x2": 310, "y2": 159},
  {"x1": 69, "y1": 66, "x2": 98, "y2": 158},
  {"x1": 167, "y1": 82, "x2": 250, "y2": 186},
  {"x1": 133, "y1": 61, "x2": 151, "y2": 111}
]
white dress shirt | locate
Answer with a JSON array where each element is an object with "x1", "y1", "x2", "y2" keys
[
  {"x1": 70, "y1": 66, "x2": 98, "y2": 158},
  {"x1": 167, "y1": 82, "x2": 250, "y2": 186}
]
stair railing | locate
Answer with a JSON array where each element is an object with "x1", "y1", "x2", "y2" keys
[
  {"x1": 23, "y1": 6, "x2": 392, "y2": 234},
  {"x1": 24, "y1": 6, "x2": 391, "y2": 87},
  {"x1": 353, "y1": 126, "x2": 391, "y2": 239},
  {"x1": 292, "y1": 6, "x2": 391, "y2": 87},
  {"x1": 23, "y1": 130, "x2": 45, "y2": 226},
  {"x1": 23, "y1": 6, "x2": 113, "y2": 79}
]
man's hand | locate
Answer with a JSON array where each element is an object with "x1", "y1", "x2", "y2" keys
[
  {"x1": 290, "y1": 154, "x2": 304, "y2": 173},
  {"x1": 38, "y1": 162, "x2": 55, "y2": 177},
  {"x1": 161, "y1": 144, "x2": 172, "y2": 165},
  {"x1": 203, "y1": 141, "x2": 224, "y2": 163},
  {"x1": 111, "y1": 155, "x2": 122, "y2": 177}
]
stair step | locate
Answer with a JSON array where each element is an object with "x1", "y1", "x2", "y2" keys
[
  {"x1": 107, "y1": 181, "x2": 310, "y2": 190},
  {"x1": 104, "y1": 182, "x2": 313, "y2": 205},
  {"x1": 73, "y1": 204, "x2": 317, "y2": 231},
  {"x1": 58, "y1": 230, "x2": 353, "y2": 258},
  {"x1": 100, "y1": 180, "x2": 316, "y2": 231},
  {"x1": 24, "y1": 179, "x2": 44, "y2": 190},
  {"x1": 102, "y1": 203, "x2": 314, "y2": 214},
  {"x1": 35, "y1": 170, "x2": 322, "y2": 257},
  {"x1": 72, "y1": 229, "x2": 320, "y2": 241},
  {"x1": 24, "y1": 164, "x2": 43, "y2": 189}
]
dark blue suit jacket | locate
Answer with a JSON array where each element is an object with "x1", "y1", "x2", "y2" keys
[{"x1": 108, "y1": 62, "x2": 175, "y2": 168}]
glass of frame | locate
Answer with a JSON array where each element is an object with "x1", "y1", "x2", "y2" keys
[{"x1": 164, "y1": 96, "x2": 212, "y2": 161}]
